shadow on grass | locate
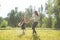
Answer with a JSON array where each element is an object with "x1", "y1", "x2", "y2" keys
[
  {"x1": 18, "y1": 34, "x2": 24, "y2": 38},
  {"x1": 30, "y1": 34, "x2": 41, "y2": 40},
  {"x1": 18, "y1": 34, "x2": 40, "y2": 40}
]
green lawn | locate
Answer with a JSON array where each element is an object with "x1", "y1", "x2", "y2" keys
[{"x1": 0, "y1": 28, "x2": 60, "y2": 40}]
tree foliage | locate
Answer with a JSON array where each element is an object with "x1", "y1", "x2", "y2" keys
[
  {"x1": 53, "y1": 0, "x2": 60, "y2": 28},
  {"x1": 0, "y1": 0, "x2": 60, "y2": 28},
  {"x1": 0, "y1": 20, "x2": 8, "y2": 28}
]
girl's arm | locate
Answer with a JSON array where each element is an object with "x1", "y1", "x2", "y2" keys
[{"x1": 18, "y1": 19, "x2": 23, "y2": 26}]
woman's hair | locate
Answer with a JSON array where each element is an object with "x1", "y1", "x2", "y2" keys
[{"x1": 34, "y1": 11, "x2": 39, "y2": 16}]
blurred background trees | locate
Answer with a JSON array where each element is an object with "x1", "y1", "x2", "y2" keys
[
  {"x1": 0, "y1": 0, "x2": 60, "y2": 28},
  {"x1": 0, "y1": 20, "x2": 8, "y2": 28}
]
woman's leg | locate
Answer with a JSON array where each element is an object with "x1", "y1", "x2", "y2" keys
[
  {"x1": 32, "y1": 22, "x2": 38, "y2": 34},
  {"x1": 33, "y1": 28, "x2": 36, "y2": 34}
]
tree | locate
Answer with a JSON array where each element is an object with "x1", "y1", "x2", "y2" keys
[
  {"x1": 25, "y1": 5, "x2": 33, "y2": 18},
  {"x1": 7, "y1": 7, "x2": 24, "y2": 27},
  {"x1": 45, "y1": 0, "x2": 53, "y2": 28},
  {"x1": 0, "y1": 17, "x2": 3, "y2": 24},
  {"x1": 7, "y1": 9, "x2": 16, "y2": 27},
  {"x1": 53, "y1": 0, "x2": 60, "y2": 28},
  {"x1": 0, "y1": 20, "x2": 8, "y2": 28},
  {"x1": 42, "y1": 17, "x2": 48, "y2": 28},
  {"x1": 38, "y1": 5, "x2": 44, "y2": 28}
]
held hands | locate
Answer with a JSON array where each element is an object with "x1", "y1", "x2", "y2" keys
[
  {"x1": 24, "y1": 18, "x2": 30, "y2": 23},
  {"x1": 18, "y1": 23, "x2": 21, "y2": 26},
  {"x1": 18, "y1": 18, "x2": 33, "y2": 26}
]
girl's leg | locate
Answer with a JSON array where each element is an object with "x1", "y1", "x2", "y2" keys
[
  {"x1": 22, "y1": 29, "x2": 25, "y2": 34},
  {"x1": 22, "y1": 23, "x2": 26, "y2": 35}
]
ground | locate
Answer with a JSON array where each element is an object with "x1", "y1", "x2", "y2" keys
[{"x1": 0, "y1": 28, "x2": 60, "y2": 40}]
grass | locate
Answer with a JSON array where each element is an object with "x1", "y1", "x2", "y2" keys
[{"x1": 0, "y1": 28, "x2": 60, "y2": 40}]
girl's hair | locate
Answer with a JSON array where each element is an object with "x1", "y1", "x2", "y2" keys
[{"x1": 34, "y1": 11, "x2": 39, "y2": 16}]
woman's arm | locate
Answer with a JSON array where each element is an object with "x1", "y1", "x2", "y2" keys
[{"x1": 25, "y1": 17, "x2": 33, "y2": 23}]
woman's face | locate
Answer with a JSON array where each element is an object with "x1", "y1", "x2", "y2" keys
[
  {"x1": 34, "y1": 11, "x2": 38, "y2": 16},
  {"x1": 34, "y1": 12, "x2": 37, "y2": 16}
]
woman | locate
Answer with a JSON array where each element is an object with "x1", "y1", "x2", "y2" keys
[
  {"x1": 30, "y1": 11, "x2": 39, "y2": 35},
  {"x1": 18, "y1": 18, "x2": 26, "y2": 35}
]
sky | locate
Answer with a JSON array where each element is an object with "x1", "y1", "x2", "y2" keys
[{"x1": 0, "y1": 0, "x2": 47, "y2": 18}]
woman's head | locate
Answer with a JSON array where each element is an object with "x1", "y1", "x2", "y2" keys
[{"x1": 34, "y1": 11, "x2": 39, "y2": 16}]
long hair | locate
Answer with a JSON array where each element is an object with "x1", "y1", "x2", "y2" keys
[{"x1": 34, "y1": 11, "x2": 39, "y2": 16}]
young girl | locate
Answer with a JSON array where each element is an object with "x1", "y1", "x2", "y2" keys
[{"x1": 18, "y1": 18, "x2": 26, "y2": 35}]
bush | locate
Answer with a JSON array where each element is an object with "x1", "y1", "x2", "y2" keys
[{"x1": 0, "y1": 20, "x2": 8, "y2": 28}]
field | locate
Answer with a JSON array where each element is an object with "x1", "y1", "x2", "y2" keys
[{"x1": 0, "y1": 28, "x2": 60, "y2": 40}]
